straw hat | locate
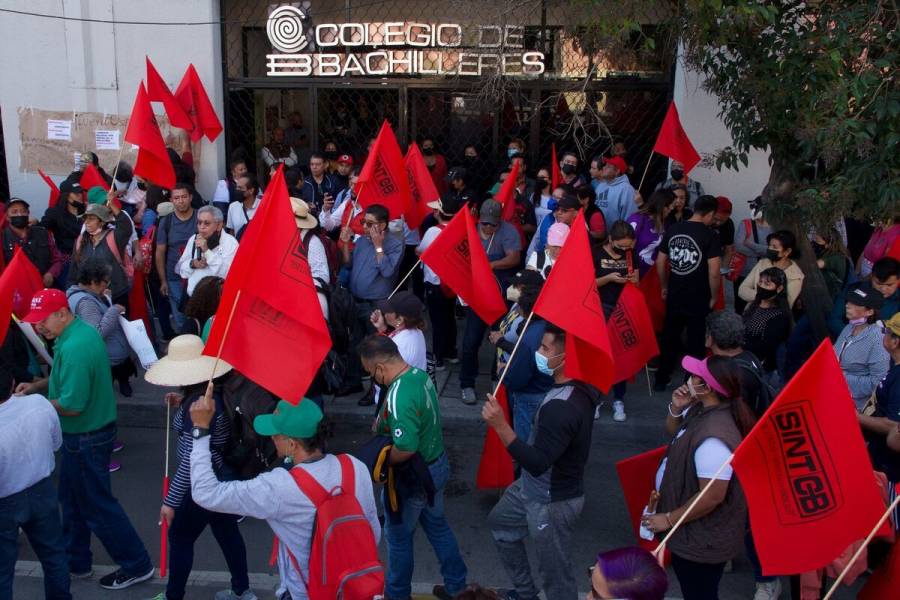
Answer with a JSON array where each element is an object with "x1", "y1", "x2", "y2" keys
[
  {"x1": 289, "y1": 197, "x2": 318, "y2": 229},
  {"x1": 145, "y1": 334, "x2": 232, "y2": 386}
]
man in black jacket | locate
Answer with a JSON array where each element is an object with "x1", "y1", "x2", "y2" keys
[
  {"x1": 40, "y1": 181, "x2": 85, "y2": 257},
  {"x1": 482, "y1": 323, "x2": 599, "y2": 600},
  {"x1": 2, "y1": 198, "x2": 65, "y2": 287}
]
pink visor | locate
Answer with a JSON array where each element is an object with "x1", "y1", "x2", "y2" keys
[{"x1": 681, "y1": 356, "x2": 728, "y2": 396}]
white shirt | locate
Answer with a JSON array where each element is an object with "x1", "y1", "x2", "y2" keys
[
  {"x1": 320, "y1": 194, "x2": 361, "y2": 236},
  {"x1": 191, "y1": 439, "x2": 380, "y2": 600},
  {"x1": 526, "y1": 250, "x2": 555, "y2": 279},
  {"x1": 391, "y1": 328, "x2": 427, "y2": 371},
  {"x1": 176, "y1": 231, "x2": 239, "y2": 295},
  {"x1": 655, "y1": 436, "x2": 734, "y2": 491},
  {"x1": 227, "y1": 198, "x2": 260, "y2": 234},
  {"x1": 416, "y1": 226, "x2": 443, "y2": 284},
  {"x1": 0, "y1": 395, "x2": 61, "y2": 498}
]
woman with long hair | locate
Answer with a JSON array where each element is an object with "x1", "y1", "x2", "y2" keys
[
  {"x1": 742, "y1": 267, "x2": 792, "y2": 383},
  {"x1": 627, "y1": 188, "x2": 675, "y2": 277},
  {"x1": 738, "y1": 230, "x2": 805, "y2": 308}
]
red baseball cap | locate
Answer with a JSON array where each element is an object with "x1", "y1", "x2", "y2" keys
[
  {"x1": 337, "y1": 154, "x2": 354, "y2": 165},
  {"x1": 22, "y1": 289, "x2": 68, "y2": 323},
  {"x1": 716, "y1": 196, "x2": 733, "y2": 216},
  {"x1": 602, "y1": 156, "x2": 628, "y2": 173}
]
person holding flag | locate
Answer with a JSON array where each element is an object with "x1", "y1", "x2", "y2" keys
[
  {"x1": 655, "y1": 160, "x2": 705, "y2": 207},
  {"x1": 2, "y1": 197, "x2": 66, "y2": 288},
  {"x1": 642, "y1": 356, "x2": 754, "y2": 600},
  {"x1": 483, "y1": 323, "x2": 601, "y2": 600}
]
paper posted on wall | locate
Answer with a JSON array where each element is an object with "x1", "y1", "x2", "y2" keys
[{"x1": 119, "y1": 316, "x2": 158, "y2": 369}]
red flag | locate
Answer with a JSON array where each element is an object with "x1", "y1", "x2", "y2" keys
[
  {"x1": 887, "y1": 236, "x2": 900, "y2": 261},
  {"x1": 419, "y1": 208, "x2": 506, "y2": 325},
  {"x1": 533, "y1": 210, "x2": 614, "y2": 392},
  {"x1": 495, "y1": 159, "x2": 521, "y2": 222},
  {"x1": 609, "y1": 284, "x2": 659, "y2": 383},
  {"x1": 127, "y1": 270, "x2": 153, "y2": 336},
  {"x1": 859, "y1": 489, "x2": 900, "y2": 600},
  {"x1": 145, "y1": 56, "x2": 194, "y2": 131},
  {"x1": 652, "y1": 102, "x2": 701, "y2": 175},
  {"x1": 0, "y1": 248, "x2": 44, "y2": 342},
  {"x1": 38, "y1": 170, "x2": 61, "y2": 208},
  {"x1": 159, "y1": 475, "x2": 170, "y2": 577},
  {"x1": 615, "y1": 446, "x2": 669, "y2": 555},
  {"x1": 203, "y1": 167, "x2": 331, "y2": 403},
  {"x1": 174, "y1": 63, "x2": 223, "y2": 142},
  {"x1": 125, "y1": 82, "x2": 176, "y2": 190},
  {"x1": 550, "y1": 143, "x2": 561, "y2": 191},
  {"x1": 732, "y1": 340, "x2": 887, "y2": 576},
  {"x1": 79, "y1": 163, "x2": 108, "y2": 192},
  {"x1": 638, "y1": 268, "x2": 666, "y2": 333},
  {"x1": 356, "y1": 121, "x2": 409, "y2": 220},
  {"x1": 403, "y1": 143, "x2": 438, "y2": 231},
  {"x1": 476, "y1": 384, "x2": 515, "y2": 489}
]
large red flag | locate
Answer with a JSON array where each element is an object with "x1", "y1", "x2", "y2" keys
[
  {"x1": 638, "y1": 268, "x2": 666, "y2": 333},
  {"x1": 38, "y1": 170, "x2": 60, "y2": 208},
  {"x1": 127, "y1": 270, "x2": 153, "y2": 337},
  {"x1": 615, "y1": 446, "x2": 668, "y2": 556},
  {"x1": 533, "y1": 210, "x2": 614, "y2": 392},
  {"x1": 203, "y1": 167, "x2": 331, "y2": 403},
  {"x1": 403, "y1": 143, "x2": 438, "y2": 231},
  {"x1": 608, "y1": 283, "x2": 659, "y2": 383},
  {"x1": 419, "y1": 208, "x2": 506, "y2": 325},
  {"x1": 858, "y1": 488, "x2": 900, "y2": 600},
  {"x1": 79, "y1": 163, "x2": 108, "y2": 192},
  {"x1": 0, "y1": 248, "x2": 44, "y2": 342},
  {"x1": 145, "y1": 56, "x2": 194, "y2": 131},
  {"x1": 356, "y1": 121, "x2": 409, "y2": 220},
  {"x1": 732, "y1": 339, "x2": 888, "y2": 576},
  {"x1": 494, "y1": 159, "x2": 520, "y2": 222},
  {"x1": 125, "y1": 82, "x2": 176, "y2": 190},
  {"x1": 476, "y1": 384, "x2": 515, "y2": 489},
  {"x1": 653, "y1": 102, "x2": 701, "y2": 174},
  {"x1": 887, "y1": 236, "x2": 900, "y2": 262},
  {"x1": 174, "y1": 64, "x2": 223, "y2": 142},
  {"x1": 550, "y1": 143, "x2": 561, "y2": 191}
]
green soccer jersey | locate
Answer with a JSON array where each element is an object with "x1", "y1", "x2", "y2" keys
[{"x1": 376, "y1": 367, "x2": 444, "y2": 463}]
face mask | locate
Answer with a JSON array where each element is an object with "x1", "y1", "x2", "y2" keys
[
  {"x1": 70, "y1": 201, "x2": 86, "y2": 215},
  {"x1": 535, "y1": 351, "x2": 563, "y2": 376},
  {"x1": 422, "y1": 147, "x2": 435, "y2": 156},
  {"x1": 755, "y1": 287, "x2": 779, "y2": 301},
  {"x1": 9, "y1": 216, "x2": 29, "y2": 229},
  {"x1": 849, "y1": 316, "x2": 868, "y2": 325},
  {"x1": 536, "y1": 177, "x2": 549, "y2": 190},
  {"x1": 686, "y1": 379, "x2": 704, "y2": 399},
  {"x1": 207, "y1": 230, "x2": 222, "y2": 250},
  {"x1": 612, "y1": 244, "x2": 630, "y2": 254},
  {"x1": 373, "y1": 364, "x2": 386, "y2": 387},
  {"x1": 670, "y1": 169, "x2": 684, "y2": 181},
  {"x1": 766, "y1": 249, "x2": 781, "y2": 262},
  {"x1": 561, "y1": 164, "x2": 577, "y2": 175},
  {"x1": 507, "y1": 148, "x2": 520, "y2": 159},
  {"x1": 324, "y1": 151, "x2": 338, "y2": 160},
  {"x1": 813, "y1": 242, "x2": 826, "y2": 258},
  {"x1": 136, "y1": 181, "x2": 148, "y2": 191},
  {"x1": 464, "y1": 156, "x2": 477, "y2": 164},
  {"x1": 506, "y1": 285, "x2": 521, "y2": 302}
]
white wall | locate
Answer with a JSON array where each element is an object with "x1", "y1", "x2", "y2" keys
[
  {"x1": 0, "y1": 0, "x2": 225, "y2": 215},
  {"x1": 672, "y1": 52, "x2": 771, "y2": 223}
]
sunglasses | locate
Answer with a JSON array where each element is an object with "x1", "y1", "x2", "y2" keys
[{"x1": 480, "y1": 222, "x2": 498, "y2": 227}]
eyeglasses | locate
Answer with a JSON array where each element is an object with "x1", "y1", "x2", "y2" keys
[
  {"x1": 479, "y1": 222, "x2": 498, "y2": 228},
  {"x1": 363, "y1": 220, "x2": 381, "y2": 228}
]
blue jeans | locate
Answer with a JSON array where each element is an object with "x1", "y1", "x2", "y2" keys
[
  {"x1": 383, "y1": 453, "x2": 467, "y2": 599},
  {"x1": 511, "y1": 391, "x2": 544, "y2": 443},
  {"x1": 0, "y1": 477, "x2": 72, "y2": 600},
  {"x1": 59, "y1": 425, "x2": 152, "y2": 576},
  {"x1": 167, "y1": 278, "x2": 187, "y2": 331}
]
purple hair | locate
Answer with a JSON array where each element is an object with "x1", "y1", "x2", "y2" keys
[{"x1": 597, "y1": 546, "x2": 668, "y2": 600}]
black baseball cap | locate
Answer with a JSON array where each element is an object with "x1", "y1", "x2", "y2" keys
[
  {"x1": 447, "y1": 167, "x2": 467, "y2": 182},
  {"x1": 846, "y1": 283, "x2": 884, "y2": 311},
  {"x1": 427, "y1": 192, "x2": 462, "y2": 216},
  {"x1": 7, "y1": 197, "x2": 29, "y2": 210},
  {"x1": 59, "y1": 180, "x2": 83, "y2": 198},
  {"x1": 556, "y1": 194, "x2": 579, "y2": 210},
  {"x1": 377, "y1": 291, "x2": 424, "y2": 320}
]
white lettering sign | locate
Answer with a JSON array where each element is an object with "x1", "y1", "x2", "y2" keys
[
  {"x1": 95, "y1": 129, "x2": 120, "y2": 150},
  {"x1": 47, "y1": 119, "x2": 72, "y2": 141}
]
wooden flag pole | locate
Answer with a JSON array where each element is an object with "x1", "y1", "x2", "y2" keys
[
  {"x1": 821, "y1": 493, "x2": 900, "y2": 600},
  {"x1": 492, "y1": 311, "x2": 535, "y2": 396},
  {"x1": 158, "y1": 399, "x2": 171, "y2": 577},
  {"x1": 637, "y1": 152, "x2": 654, "y2": 193},
  {"x1": 653, "y1": 454, "x2": 734, "y2": 561},
  {"x1": 389, "y1": 259, "x2": 422, "y2": 299},
  {"x1": 209, "y1": 289, "x2": 241, "y2": 381},
  {"x1": 645, "y1": 365, "x2": 653, "y2": 397}
]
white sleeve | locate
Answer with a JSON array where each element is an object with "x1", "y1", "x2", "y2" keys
[
  {"x1": 45, "y1": 399, "x2": 62, "y2": 451},
  {"x1": 307, "y1": 235, "x2": 330, "y2": 284},
  {"x1": 321, "y1": 197, "x2": 348, "y2": 231},
  {"x1": 693, "y1": 438, "x2": 734, "y2": 480},
  {"x1": 525, "y1": 252, "x2": 538, "y2": 270},
  {"x1": 226, "y1": 203, "x2": 240, "y2": 231},
  {"x1": 353, "y1": 458, "x2": 382, "y2": 545},
  {"x1": 212, "y1": 180, "x2": 230, "y2": 206},
  {"x1": 416, "y1": 227, "x2": 440, "y2": 254},
  {"x1": 176, "y1": 235, "x2": 196, "y2": 279}
]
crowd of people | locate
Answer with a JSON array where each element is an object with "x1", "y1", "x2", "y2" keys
[{"x1": 1, "y1": 130, "x2": 899, "y2": 600}]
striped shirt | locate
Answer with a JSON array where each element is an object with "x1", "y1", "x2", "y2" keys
[
  {"x1": 834, "y1": 323, "x2": 890, "y2": 406},
  {"x1": 164, "y1": 395, "x2": 229, "y2": 509}
]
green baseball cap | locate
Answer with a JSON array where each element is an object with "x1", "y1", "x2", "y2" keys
[
  {"x1": 87, "y1": 186, "x2": 108, "y2": 205},
  {"x1": 253, "y1": 399, "x2": 323, "y2": 438}
]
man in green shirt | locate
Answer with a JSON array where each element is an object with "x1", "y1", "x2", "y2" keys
[
  {"x1": 359, "y1": 335, "x2": 467, "y2": 600},
  {"x1": 17, "y1": 289, "x2": 153, "y2": 591}
]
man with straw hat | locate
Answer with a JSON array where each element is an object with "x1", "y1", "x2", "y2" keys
[
  {"x1": 144, "y1": 335, "x2": 255, "y2": 600},
  {"x1": 15, "y1": 289, "x2": 153, "y2": 591}
]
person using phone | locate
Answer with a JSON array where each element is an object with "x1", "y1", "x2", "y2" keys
[{"x1": 175, "y1": 206, "x2": 238, "y2": 297}]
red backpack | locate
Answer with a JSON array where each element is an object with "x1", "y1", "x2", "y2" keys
[{"x1": 289, "y1": 454, "x2": 384, "y2": 600}]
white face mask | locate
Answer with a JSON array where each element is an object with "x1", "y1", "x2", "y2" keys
[{"x1": 506, "y1": 285, "x2": 521, "y2": 302}]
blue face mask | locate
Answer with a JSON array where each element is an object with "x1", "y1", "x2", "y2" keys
[
  {"x1": 535, "y1": 351, "x2": 563, "y2": 376},
  {"x1": 507, "y1": 148, "x2": 520, "y2": 158}
]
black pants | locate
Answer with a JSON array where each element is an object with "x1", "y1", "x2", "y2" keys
[
  {"x1": 657, "y1": 308, "x2": 709, "y2": 385},
  {"x1": 110, "y1": 357, "x2": 135, "y2": 387},
  {"x1": 425, "y1": 283, "x2": 457, "y2": 362},
  {"x1": 346, "y1": 298, "x2": 376, "y2": 386},
  {"x1": 166, "y1": 491, "x2": 249, "y2": 600},
  {"x1": 399, "y1": 244, "x2": 425, "y2": 300},
  {"x1": 671, "y1": 553, "x2": 726, "y2": 600}
]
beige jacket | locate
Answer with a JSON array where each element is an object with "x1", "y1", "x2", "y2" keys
[{"x1": 738, "y1": 258, "x2": 805, "y2": 307}]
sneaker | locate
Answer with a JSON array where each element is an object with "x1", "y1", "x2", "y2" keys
[
  {"x1": 119, "y1": 379, "x2": 133, "y2": 397},
  {"x1": 108, "y1": 461, "x2": 121, "y2": 473},
  {"x1": 594, "y1": 405, "x2": 601, "y2": 420},
  {"x1": 612, "y1": 401, "x2": 627, "y2": 422},
  {"x1": 99, "y1": 567, "x2": 154, "y2": 590},
  {"x1": 446, "y1": 357, "x2": 460, "y2": 364},
  {"x1": 753, "y1": 579, "x2": 782, "y2": 600},
  {"x1": 145, "y1": 594, "x2": 166, "y2": 600},
  {"x1": 70, "y1": 569, "x2": 93, "y2": 579},
  {"x1": 112, "y1": 440, "x2": 124, "y2": 453},
  {"x1": 236, "y1": 515, "x2": 246, "y2": 524},
  {"x1": 214, "y1": 589, "x2": 259, "y2": 600},
  {"x1": 461, "y1": 387, "x2": 477, "y2": 405},
  {"x1": 432, "y1": 585, "x2": 453, "y2": 600}
]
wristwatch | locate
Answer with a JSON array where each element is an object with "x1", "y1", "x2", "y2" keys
[
  {"x1": 192, "y1": 427, "x2": 210, "y2": 440},
  {"x1": 375, "y1": 247, "x2": 384, "y2": 254}
]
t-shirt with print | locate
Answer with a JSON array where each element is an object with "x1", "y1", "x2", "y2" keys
[
  {"x1": 376, "y1": 367, "x2": 444, "y2": 463},
  {"x1": 659, "y1": 220, "x2": 721, "y2": 314},
  {"x1": 481, "y1": 220, "x2": 522, "y2": 290},
  {"x1": 593, "y1": 245, "x2": 639, "y2": 313},
  {"x1": 157, "y1": 210, "x2": 199, "y2": 280}
]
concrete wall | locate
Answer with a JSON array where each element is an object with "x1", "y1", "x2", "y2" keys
[{"x1": 0, "y1": 0, "x2": 224, "y2": 215}]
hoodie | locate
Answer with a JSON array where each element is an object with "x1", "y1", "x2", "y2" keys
[{"x1": 595, "y1": 175, "x2": 638, "y2": 227}]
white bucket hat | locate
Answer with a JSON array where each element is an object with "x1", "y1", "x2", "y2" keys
[
  {"x1": 289, "y1": 197, "x2": 318, "y2": 230},
  {"x1": 144, "y1": 334, "x2": 232, "y2": 386}
]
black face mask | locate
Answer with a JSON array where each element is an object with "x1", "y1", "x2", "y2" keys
[
  {"x1": 136, "y1": 181, "x2": 148, "y2": 191},
  {"x1": 813, "y1": 242, "x2": 827, "y2": 258},
  {"x1": 766, "y1": 249, "x2": 781, "y2": 262},
  {"x1": 422, "y1": 147, "x2": 435, "y2": 156},
  {"x1": 207, "y1": 230, "x2": 222, "y2": 250},
  {"x1": 464, "y1": 156, "x2": 477, "y2": 164},
  {"x1": 324, "y1": 151, "x2": 338, "y2": 160},
  {"x1": 756, "y1": 287, "x2": 779, "y2": 301},
  {"x1": 561, "y1": 164, "x2": 577, "y2": 175},
  {"x1": 69, "y1": 201, "x2": 86, "y2": 215},
  {"x1": 536, "y1": 177, "x2": 549, "y2": 190},
  {"x1": 670, "y1": 169, "x2": 684, "y2": 181},
  {"x1": 9, "y1": 215, "x2": 29, "y2": 229}
]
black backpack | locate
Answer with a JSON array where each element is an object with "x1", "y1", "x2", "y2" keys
[
  {"x1": 220, "y1": 372, "x2": 280, "y2": 480},
  {"x1": 734, "y1": 356, "x2": 776, "y2": 418},
  {"x1": 327, "y1": 285, "x2": 356, "y2": 354}
]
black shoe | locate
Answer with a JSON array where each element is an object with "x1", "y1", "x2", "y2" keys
[
  {"x1": 118, "y1": 379, "x2": 133, "y2": 397},
  {"x1": 336, "y1": 383, "x2": 363, "y2": 397},
  {"x1": 98, "y1": 567, "x2": 154, "y2": 590},
  {"x1": 432, "y1": 585, "x2": 454, "y2": 600}
]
